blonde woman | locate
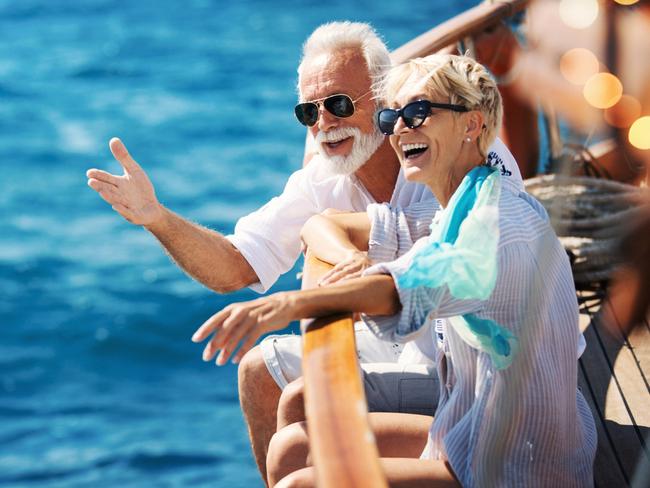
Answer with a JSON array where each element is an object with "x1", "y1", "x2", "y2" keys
[{"x1": 193, "y1": 54, "x2": 596, "y2": 487}]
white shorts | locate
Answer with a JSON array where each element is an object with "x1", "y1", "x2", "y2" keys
[{"x1": 260, "y1": 321, "x2": 438, "y2": 416}]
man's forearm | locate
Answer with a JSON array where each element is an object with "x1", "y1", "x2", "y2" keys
[{"x1": 145, "y1": 206, "x2": 258, "y2": 293}]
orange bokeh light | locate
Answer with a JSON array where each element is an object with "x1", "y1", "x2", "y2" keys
[
  {"x1": 583, "y1": 73, "x2": 623, "y2": 109},
  {"x1": 628, "y1": 116, "x2": 650, "y2": 150},
  {"x1": 614, "y1": 0, "x2": 639, "y2": 5},
  {"x1": 560, "y1": 48, "x2": 600, "y2": 85}
]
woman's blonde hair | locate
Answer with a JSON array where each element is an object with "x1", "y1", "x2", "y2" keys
[{"x1": 377, "y1": 54, "x2": 503, "y2": 158}]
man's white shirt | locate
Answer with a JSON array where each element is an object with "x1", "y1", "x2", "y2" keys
[{"x1": 226, "y1": 137, "x2": 523, "y2": 294}]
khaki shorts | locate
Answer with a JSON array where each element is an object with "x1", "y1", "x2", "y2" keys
[{"x1": 260, "y1": 322, "x2": 438, "y2": 416}]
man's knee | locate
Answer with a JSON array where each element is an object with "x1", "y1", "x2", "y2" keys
[{"x1": 238, "y1": 345, "x2": 280, "y2": 409}]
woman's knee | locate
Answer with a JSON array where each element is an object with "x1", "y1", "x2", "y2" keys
[
  {"x1": 277, "y1": 378, "x2": 305, "y2": 428},
  {"x1": 266, "y1": 422, "x2": 310, "y2": 487},
  {"x1": 273, "y1": 467, "x2": 315, "y2": 488}
]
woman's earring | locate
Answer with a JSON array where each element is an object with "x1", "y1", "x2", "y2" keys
[{"x1": 465, "y1": 137, "x2": 471, "y2": 142}]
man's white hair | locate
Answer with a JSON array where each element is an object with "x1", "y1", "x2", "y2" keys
[{"x1": 297, "y1": 21, "x2": 391, "y2": 99}]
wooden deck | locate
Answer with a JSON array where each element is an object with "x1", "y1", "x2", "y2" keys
[{"x1": 578, "y1": 299, "x2": 650, "y2": 487}]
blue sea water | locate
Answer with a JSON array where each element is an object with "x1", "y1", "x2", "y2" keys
[{"x1": 0, "y1": 1, "x2": 477, "y2": 486}]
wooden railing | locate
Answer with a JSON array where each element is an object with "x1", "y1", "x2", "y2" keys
[
  {"x1": 299, "y1": 1, "x2": 531, "y2": 486},
  {"x1": 300, "y1": 252, "x2": 388, "y2": 487},
  {"x1": 390, "y1": 0, "x2": 530, "y2": 63}
]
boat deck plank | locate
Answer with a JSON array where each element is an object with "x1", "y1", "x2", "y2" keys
[{"x1": 578, "y1": 311, "x2": 650, "y2": 486}]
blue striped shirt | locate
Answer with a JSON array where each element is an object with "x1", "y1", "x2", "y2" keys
[{"x1": 363, "y1": 175, "x2": 597, "y2": 487}]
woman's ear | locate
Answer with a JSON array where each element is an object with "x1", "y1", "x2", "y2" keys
[{"x1": 464, "y1": 111, "x2": 485, "y2": 141}]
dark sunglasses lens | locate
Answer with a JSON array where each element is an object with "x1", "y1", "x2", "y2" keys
[
  {"x1": 323, "y1": 95, "x2": 354, "y2": 118},
  {"x1": 295, "y1": 103, "x2": 319, "y2": 126},
  {"x1": 402, "y1": 101, "x2": 430, "y2": 128},
  {"x1": 377, "y1": 109, "x2": 399, "y2": 135}
]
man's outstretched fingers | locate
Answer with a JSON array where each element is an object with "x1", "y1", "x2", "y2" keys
[
  {"x1": 109, "y1": 137, "x2": 140, "y2": 173},
  {"x1": 86, "y1": 168, "x2": 120, "y2": 187},
  {"x1": 87, "y1": 178, "x2": 106, "y2": 192}
]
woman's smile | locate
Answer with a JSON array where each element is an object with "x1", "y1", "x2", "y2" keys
[{"x1": 401, "y1": 142, "x2": 429, "y2": 161}]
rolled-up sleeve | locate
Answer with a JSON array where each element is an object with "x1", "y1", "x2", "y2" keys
[{"x1": 226, "y1": 168, "x2": 317, "y2": 293}]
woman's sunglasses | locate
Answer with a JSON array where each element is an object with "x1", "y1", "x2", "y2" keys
[
  {"x1": 376, "y1": 100, "x2": 468, "y2": 135},
  {"x1": 294, "y1": 92, "x2": 370, "y2": 127}
]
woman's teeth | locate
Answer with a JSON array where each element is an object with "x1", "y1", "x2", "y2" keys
[{"x1": 402, "y1": 143, "x2": 428, "y2": 158}]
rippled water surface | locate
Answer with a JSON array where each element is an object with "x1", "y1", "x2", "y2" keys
[{"x1": 0, "y1": 1, "x2": 476, "y2": 486}]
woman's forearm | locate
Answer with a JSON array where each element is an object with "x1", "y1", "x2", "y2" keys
[{"x1": 291, "y1": 274, "x2": 400, "y2": 318}]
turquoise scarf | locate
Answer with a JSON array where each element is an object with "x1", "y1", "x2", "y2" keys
[{"x1": 398, "y1": 166, "x2": 517, "y2": 369}]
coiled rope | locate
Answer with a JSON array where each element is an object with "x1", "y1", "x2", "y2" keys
[{"x1": 525, "y1": 175, "x2": 646, "y2": 294}]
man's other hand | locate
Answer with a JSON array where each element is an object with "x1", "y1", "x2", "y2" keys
[{"x1": 87, "y1": 138, "x2": 163, "y2": 226}]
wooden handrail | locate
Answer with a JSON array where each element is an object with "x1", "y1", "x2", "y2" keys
[
  {"x1": 391, "y1": 0, "x2": 530, "y2": 63},
  {"x1": 301, "y1": 252, "x2": 388, "y2": 488}
]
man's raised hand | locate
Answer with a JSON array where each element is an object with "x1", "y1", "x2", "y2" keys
[{"x1": 87, "y1": 138, "x2": 163, "y2": 226}]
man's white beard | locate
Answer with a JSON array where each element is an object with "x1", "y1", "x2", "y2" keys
[{"x1": 315, "y1": 126, "x2": 384, "y2": 175}]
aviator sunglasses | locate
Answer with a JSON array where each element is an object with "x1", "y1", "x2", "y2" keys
[
  {"x1": 294, "y1": 91, "x2": 370, "y2": 127},
  {"x1": 376, "y1": 99, "x2": 468, "y2": 135}
]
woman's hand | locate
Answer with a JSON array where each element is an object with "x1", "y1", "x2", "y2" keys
[
  {"x1": 192, "y1": 292, "x2": 296, "y2": 365},
  {"x1": 318, "y1": 250, "x2": 372, "y2": 286}
]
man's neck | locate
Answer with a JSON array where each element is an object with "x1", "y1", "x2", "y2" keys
[{"x1": 353, "y1": 140, "x2": 400, "y2": 203}]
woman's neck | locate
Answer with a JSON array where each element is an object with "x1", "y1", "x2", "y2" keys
[{"x1": 429, "y1": 150, "x2": 485, "y2": 207}]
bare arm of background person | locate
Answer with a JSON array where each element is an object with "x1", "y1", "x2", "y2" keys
[{"x1": 86, "y1": 138, "x2": 258, "y2": 293}]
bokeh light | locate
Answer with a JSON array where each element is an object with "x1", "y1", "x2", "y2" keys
[
  {"x1": 604, "y1": 95, "x2": 642, "y2": 128},
  {"x1": 583, "y1": 73, "x2": 623, "y2": 109},
  {"x1": 628, "y1": 116, "x2": 650, "y2": 150},
  {"x1": 559, "y1": 0, "x2": 599, "y2": 29},
  {"x1": 560, "y1": 48, "x2": 600, "y2": 85},
  {"x1": 614, "y1": 0, "x2": 639, "y2": 5}
]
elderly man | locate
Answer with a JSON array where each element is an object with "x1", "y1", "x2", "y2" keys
[{"x1": 86, "y1": 21, "x2": 522, "y2": 484}]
